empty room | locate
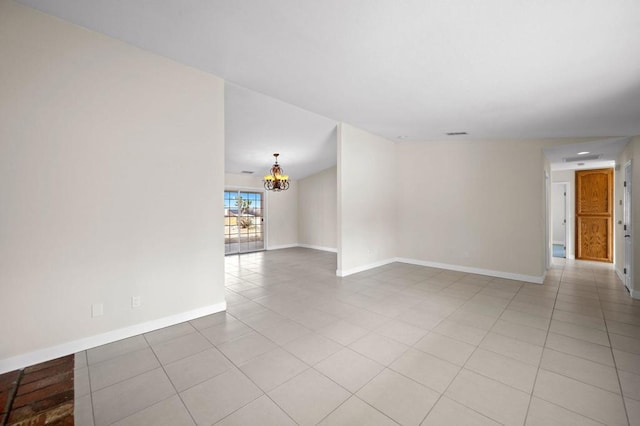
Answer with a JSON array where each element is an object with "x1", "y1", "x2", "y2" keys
[{"x1": 2, "y1": 1, "x2": 640, "y2": 425}]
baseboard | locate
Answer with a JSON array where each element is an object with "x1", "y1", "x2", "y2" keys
[
  {"x1": 0, "y1": 301, "x2": 227, "y2": 374},
  {"x1": 395, "y1": 257, "x2": 545, "y2": 284},
  {"x1": 266, "y1": 243, "x2": 299, "y2": 250},
  {"x1": 617, "y1": 268, "x2": 625, "y2": 283},
  {"x1": 336, "y1": 258, "x2": 396, "y2": 277},
  {"x1": 297, "y1": 243, "x2": 337, "y2": 253}
]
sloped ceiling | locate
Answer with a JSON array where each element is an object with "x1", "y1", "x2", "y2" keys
[{"x1": 14, "y1": 0, "x2": 640, "y2": 175}]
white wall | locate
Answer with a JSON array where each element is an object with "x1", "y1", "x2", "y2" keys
[
  {"x1": 395, "y1": 140, "x2": 549, "y2": 281},
  {"x1": 0, "y1": 1, "x2": 226, "y2": 372},
  {"x1": 298, "y1": 167, "x2": 337, "y2": 251},
  {"x1": 337, "y1": 123, "x2": 396, "y2": 275},
  {"x1": 225, "y1": 174, "x2": 298, "y2": 249}
]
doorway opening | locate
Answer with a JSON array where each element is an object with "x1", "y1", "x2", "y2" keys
[
  {"x1": 552, "y1": 182, "x2": 568, "y2": 258},
  {"x1": 224, "y1": 190, "x2": 265, "y2": 255}
]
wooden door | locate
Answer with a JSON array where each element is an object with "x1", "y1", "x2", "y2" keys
[{"x1": 576, "y1": 168, "x2": 613, "y2": 262}]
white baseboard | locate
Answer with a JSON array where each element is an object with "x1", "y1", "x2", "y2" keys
[
  {"x1": 0, "y1": 301, "x2": 226, "y2": 374},
  {"x1": 395, "y1": 257, "x2": 545, "y2": 284},
  {"x1": 336, "y1": 258, "x2": 396, "y2": 277},
  {"x1": 617, "y1": 268, "x2": 625, "y2": 283},
  {"x1": 266, "y1": 243, "x2": 299, "y2": 250},
  {"x1": 297, "y1": 243, "x2": 337, "y2": 253}
]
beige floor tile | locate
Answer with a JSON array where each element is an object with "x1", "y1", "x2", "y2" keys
[
  {"x1": 216, "y1": 395, "x2": 296, "y2": 426},
  {"x1": 552, "y1": 310, "x2": 606, "y2": 331},
  {"x1": 445, "y1": 369, "x2": 529, "y2": 426},
  {"x1": 259, "y1": 319, "x2": 311, "y2": 345},
  {"x1": 545, "y1": 332, "x2": 614, "y2": 366},
  {"x1": 350, "y1": 333, "x2": 409, "y2": 365},
  {"x1": 284, "y1": 332, "x2": 343, "y2": 365},
  {"x1": 89, "y1": 347, "x2": 159, "y2": 393},
  {"x1": 357, "y1": 369, "x2": 439, "y2": 426},
  {"x1": 549, "y1": 320, "x2": 610, "y2": 346},
  {"x1": 151, "y1": 332, "x2": 212, "y2": 365},
  {"x1": 608, "y1": 319, "x2": 640, "y2": 340},
  {"x1": 75, "y1": 351, "x2": 88, "y2": 369},
  {"x1": 344, "y1": 309, "x2": 391, "y2": 330},
  {"x1": 317, "y1": 320, "x2": 370, "y2": 345},
  {"x1": 374, "y1": 319, "x2": 429, "y2": 345},
  {"x1": 164, "y1": 348, "x2": 233, "y2": 391},
  {"x1": 319, "y1": 396, "x2": 398, "y2": 426},
  {"x1": 74, "y1": 366, "x2": 90, "y2": 397},
  {"x1": 112, "y1": 395, "x2": 194, "y2": 426},
  {"x1": 315, "y1": 348, "x2": 384, "y2": 392},
  {"x1": 180, "y1": 368, "x2": 262, "y2": 425},
  {"x1": 448, "y1": 310, "x2": 498, "y2": 330},
  {"x1": 217, "y1": 331, "x2": 277, "y2": 364},
  {"x1": 465, "y1": 348, "x2": 537, "y2": 393},
  {"x1": 610, "y1": 333, "x2": 640, "y2": 355},
  {"x1": 507, "y1": 301, "x2": 554, "y2": 319},
  {"x1": 431, "y1": 320, "x2": 487, "y2": 345},
  {"x1": 540, "y1": 348, "x2": 620, "y2": 393},
  {"x1": 189, "y1": 311, "x2": 233, "y2": 331},
  {"x1": 613, "y1": 349, "x2": 640, "y2": 374},
  {"x1": 422, "y1": 396, "x2": 500, "y2": 426},
  {"x1": 491, "y1": 319, "x2": 547, "y2": 346},
  {"x1": 500, "y1": 308, "x2": 550, "y2": 330},
  {"x1": 144, "y1": 322, "x2": 196, "y2": 345},
  {"x1": 268, "y1": 368, "x2": 350, "y2": 425},
  {"x1": 241, "y1": 310, "x2": 287, "y2": 331},
  {"x1": 239, "y1": 347, "x2": 308, "y2": 391},
  {"x1": 74, "y1": 394, "x2": 94, "y2": 426},
  {"x1": 396, "y1": 309, "x2": 446, "y2": 330},
  {"x1": 413, "y1": 332, "x2": 476, "y2": 366},
  {"x1": 533, "y1": 369, "x2": 627, "y2": 426},
  {"x1": 92, "y1": 368, "x2": 176, "y2": 426},
  {"x1": 480, "y1": 332, "x2": 543, "y2": 366},
  {"x1": 625, "y1": 397, "x2": 640, "y2": 426},
  {"x1": 390, "y1": 348, "x2": 460, "y2": 393},
  {"x1": 87, "y1": 335, "x2": 149, "y2": 365},
  {"x1": 525, "y1": 397, "x2": 603, "y2": 426},
  {"x1": 199, "y1": 319, "x2": 253, "y2": 345},
  {"x1": 619, "y1": 369, "x2": 640, "y2": 401}
]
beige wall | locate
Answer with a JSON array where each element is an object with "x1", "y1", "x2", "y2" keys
[
  {"x1": 337, "y1": 123, "x2": 396, "y2": 275},
  {"x1": 395, "y1": 140, "x2": 549, "y2": 280},
  {"x1": 0, "y1": 2, "x2": 226, "y2": 371},
  {"x1": 225, "y1": 174, "x2": 298, "y2": 249},
  {"x1": 298, "y1": 167, "x2": 337, "y2": 251},
  {"x1": 615, "y1": 137, "x2": 640, "y2": 296}
]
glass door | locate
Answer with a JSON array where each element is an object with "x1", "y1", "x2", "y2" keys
[{"x1": 224, "y1": 190, "x2": 265, "y2": 254}]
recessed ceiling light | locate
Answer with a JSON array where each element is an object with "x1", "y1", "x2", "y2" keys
[
  {"x1": 577, "y1": 151, "x2": 590, "y2": 155},
  {"x1": 397, "y1": 135, "x2": 408, "y2": 139},
  {"x1": 446, "y1": 132, "x2": 468, "y2": 136}
]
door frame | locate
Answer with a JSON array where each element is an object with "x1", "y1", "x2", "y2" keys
[
  {"x1": 623, "y1": 160, "x2": 634, "y2": 295},
  {"x1": 552, "y1": 182, "x2": 569, "y2": 257},
  {"x1": 224, "y1": 186, "x2": 268, "y2": 255}
]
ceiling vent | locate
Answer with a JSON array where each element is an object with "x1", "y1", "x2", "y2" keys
[
  {"x1": 563, "y1": 154, "x2": 601, "y2": 162},
  {"x1": 446, "y1": 132, "x2": 468, "y2": 136},
  {"x1": 241, "y1": 170, "x2": 254, "y2": 174}
]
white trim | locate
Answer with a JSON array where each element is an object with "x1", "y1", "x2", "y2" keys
[
  {"x1": 552, "y1": 241, "x2": 565, "y2": 246},
  {"x1": 0, "y1": 302, "x2": 226, "y2": 374},
  {"x1": 617, "y1": 268, "x2": 625, "y2": 283},
  {"x1": 336, "y1": 258, "x2": 396, "y2": 277},
  {"x1": 298, "y1": 243, "x2": 337, "y2": 253},
  {"x1": 396, "y1": 257, "x2": 546, "y2": 284},
  {"x1": 631, "y1": 289, "x2": 640, "y2": 300},
  {"x1": 266, "y1": 243, "x2": 298, "y2": 250},
  {"x1": 566, "y1": 254, "x2": 575, "y2": 260}
]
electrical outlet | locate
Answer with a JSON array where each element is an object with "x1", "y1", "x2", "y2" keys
[
  {"x1": 131, "y1": 296, "x2": 141, "y2": 309},
  {"x1": 92, "y1": 303, "x2": 104, "y2": 317}
]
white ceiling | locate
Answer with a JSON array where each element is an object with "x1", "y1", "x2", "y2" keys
[
  {"x1": 544, "y1": 137, "x2": 629, "y2": 171},
  {"x1": 15, "y1": 0, "x2": 640, "y2": 176}
]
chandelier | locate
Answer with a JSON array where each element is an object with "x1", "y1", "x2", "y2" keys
[{"x1": 263, "y1": 153, "x2": 290, "y2": 191}]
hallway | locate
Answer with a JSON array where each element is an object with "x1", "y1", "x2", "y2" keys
[{"x1": 74, "y1": 248, "x2": 640, "y2": 425}]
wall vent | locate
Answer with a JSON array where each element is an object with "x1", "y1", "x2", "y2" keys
[{"x1": 563, "y1": 154, "x2": 601, "y2": 162}]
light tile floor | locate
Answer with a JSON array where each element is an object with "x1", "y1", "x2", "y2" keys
[{"x1": 74, "y1": 248, "x2": 640, "y2": 425}]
